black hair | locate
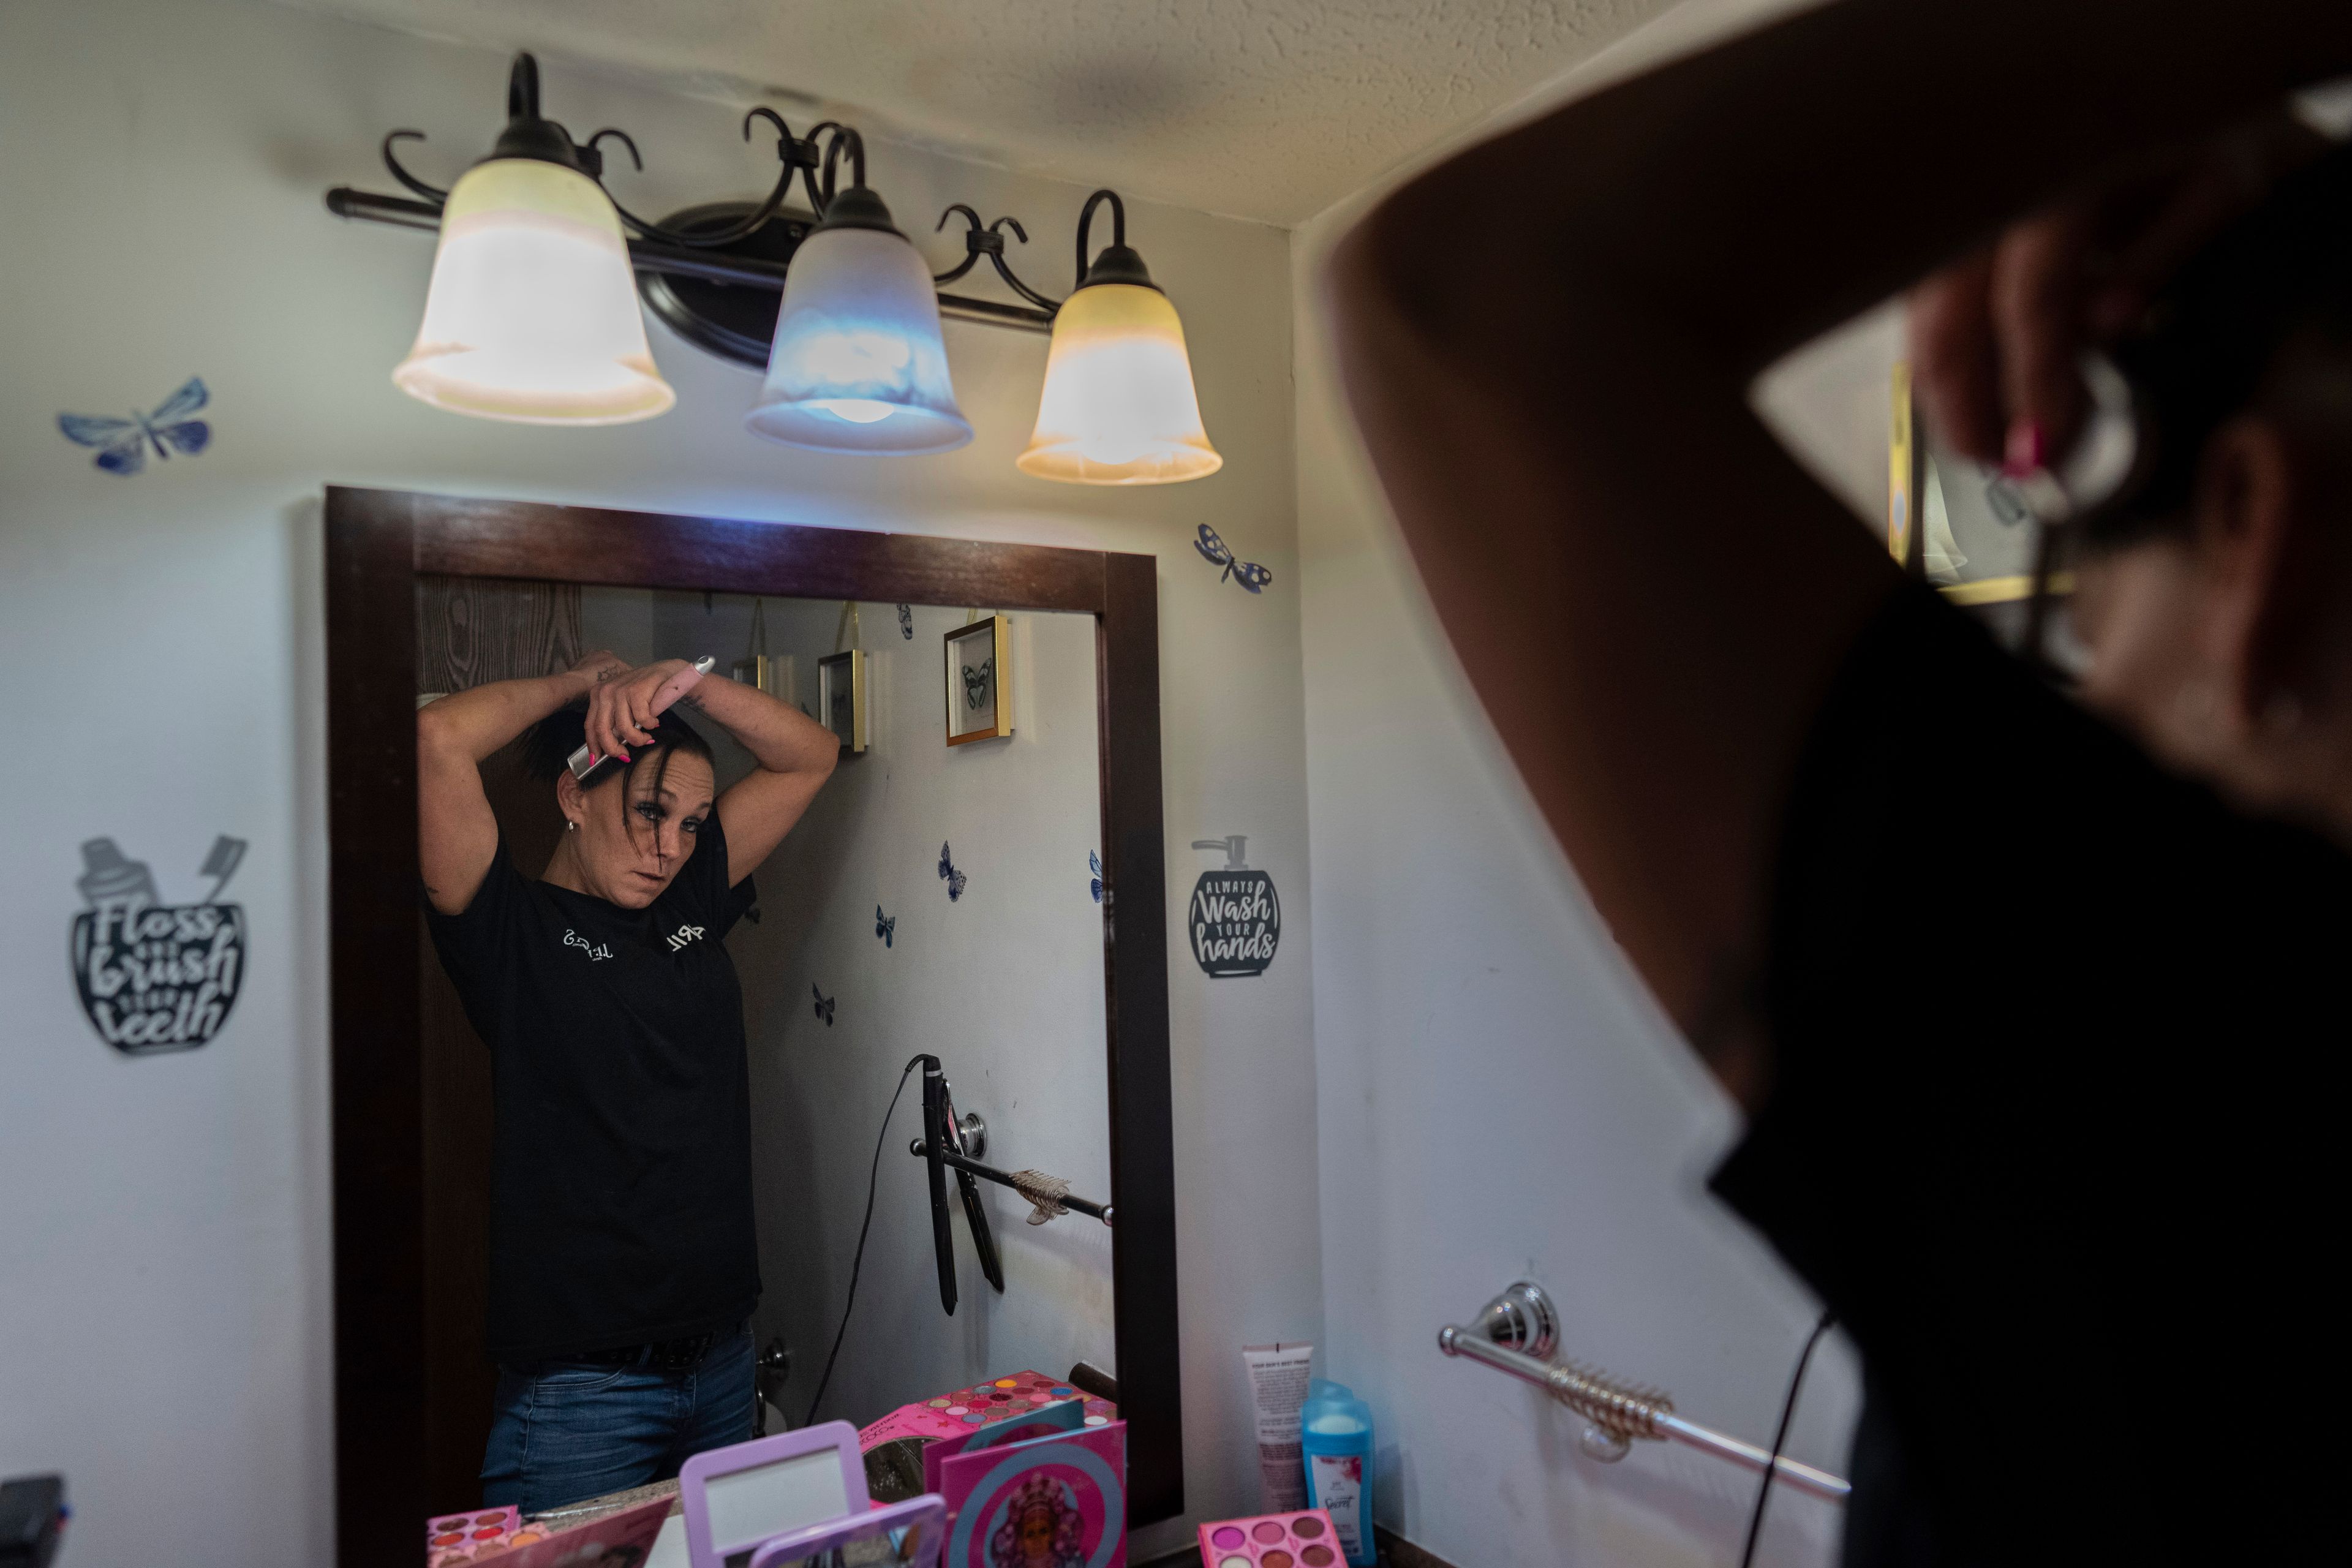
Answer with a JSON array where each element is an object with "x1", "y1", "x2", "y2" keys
[
  {"x1": 521, "y1": 702, "x2": 717, "y2": 839},
  {"x1": 2087, "y1": 137, "x2": 2352, "y2": 550}
]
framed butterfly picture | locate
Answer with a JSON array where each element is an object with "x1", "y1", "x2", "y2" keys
[
  {"x1": 818, "y1": 649, "x2": 869, "y2": 755},
  {"x1": 943, "y1": 616, "x2": 1012, "y2": 747}
]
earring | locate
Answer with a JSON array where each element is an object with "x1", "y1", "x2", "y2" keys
[{"x1": 565, "y1": 820, "x2": 578, "y2": 832}]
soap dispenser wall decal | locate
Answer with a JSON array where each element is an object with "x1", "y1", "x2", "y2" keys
[{"x1": 1188, "y1": 835, "x2": 1279, "y2": 978}]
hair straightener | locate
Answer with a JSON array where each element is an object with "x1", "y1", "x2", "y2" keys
[{"x1": 916, "y1": 1054, "x2": 1003, "y2": 1315}]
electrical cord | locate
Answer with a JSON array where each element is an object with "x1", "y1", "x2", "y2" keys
[
  {"x1": 800, "y1": 1055, "x2": 922, "y2": 1428},
  {"x1": 1736, "y1": 1310, "x2": 1838, "y2": 1568}
]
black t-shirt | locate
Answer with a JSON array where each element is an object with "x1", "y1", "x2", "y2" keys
[
  {"x1": 425, "y1": 811, "x2": 761, "y2": 1364},
  {"x1": 1714, "y1": 587, "x2": 2345, "y2": 1564}
]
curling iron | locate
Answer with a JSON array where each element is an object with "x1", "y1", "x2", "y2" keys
[{"x1": 567, "y1": 654, "x2": 717, "y2": 788}]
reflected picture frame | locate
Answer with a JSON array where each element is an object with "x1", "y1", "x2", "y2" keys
[
  {"x1": 731, "y1": 652, "x2": 791, "y2": 702},
  {"x1": 1891, "y1": 362, "x2": 2079, "y2": 662},
  {"x1": 944, "y1": 616, "x2": 1012, "y2": 747},
  {"x1": 818, "y1": 649, "x2": 868, "y2": 754}
]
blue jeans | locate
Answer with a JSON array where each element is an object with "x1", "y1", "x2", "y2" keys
[{"x1": 481, "y1": 1325, "x2": 755, "y2": 1514}]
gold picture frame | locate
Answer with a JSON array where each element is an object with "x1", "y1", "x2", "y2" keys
[
  {"x1": 1891, "y1": 363, "x2": 2076, "y2": 608},
  {"x1": 730, "y1": 652, "x2": 792, "y2": 701},
  {"x1": 944, "y1": 616, "x2": 1012, "y2": 746},
  {"x1": 818, "y1": 649, "x2": 868, "y2": 755}
]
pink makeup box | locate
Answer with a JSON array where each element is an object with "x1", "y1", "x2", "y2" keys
[{"x1": 932, "y1": 1412, "x2": 1128, "y2": 1568}]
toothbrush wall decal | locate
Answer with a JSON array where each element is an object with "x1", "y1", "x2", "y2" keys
[{"x1": 70, "y1": 834, "x2": 249, "y2": 1054}]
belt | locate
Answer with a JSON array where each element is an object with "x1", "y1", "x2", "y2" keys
[{"x1": 569, "y1": 1322, "x2": 737, "y2": 1371}]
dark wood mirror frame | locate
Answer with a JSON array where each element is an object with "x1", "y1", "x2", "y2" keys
[{"x1": 324, "y1": 486, "x2": 1180, "y2": 1566}]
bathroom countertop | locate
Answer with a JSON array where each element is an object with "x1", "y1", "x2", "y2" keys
[
  {"x1": 520, "y1": 1476, "x2": 682, "y2": 1531},
  {"x1": 519, "y1": 1478, "x2": 688, "y2": 1568}
]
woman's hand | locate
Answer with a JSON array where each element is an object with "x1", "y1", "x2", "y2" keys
[
  {"x1": 1909, "y1": 111, "x2": 2326, "y2": 472},
  {"x1": 568, "y1": 649, "x2": 630, "y2": 688},
  {"x1": 583, "y1": 658, "x2": 708, "y2": 764}
]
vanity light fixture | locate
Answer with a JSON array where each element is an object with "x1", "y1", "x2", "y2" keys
[{"x1": 331, "y1": 54, "x2": 1215, "y2": 476}]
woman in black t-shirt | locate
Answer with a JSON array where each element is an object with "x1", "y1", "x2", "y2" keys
[
  {"x1": 418, "y1": 650, "x2": 838, "y2": 1513},
  {"x1": 1330, "y1": 1, "x2": 2352, "y2": 1561}
]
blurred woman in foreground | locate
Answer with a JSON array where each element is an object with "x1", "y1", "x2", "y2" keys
[{"x1": 1332, "y1": 1, "x2": 2352, "y2": 1558}]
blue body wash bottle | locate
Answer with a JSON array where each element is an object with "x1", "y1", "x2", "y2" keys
[{"x1": 1300, "y1": 1379, "x2": 1377, "y2": 1567}]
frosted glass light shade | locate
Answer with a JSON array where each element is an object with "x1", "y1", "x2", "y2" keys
[
  {"x1": 393, "y1": 159, "x2": 674, "y2": 424},
  {"x1": 1017, "y1": 282, "x2": 1220, "y2": 484},
  {"x1": 744, "y1": 226, "x2": 972, "y2": 454}
]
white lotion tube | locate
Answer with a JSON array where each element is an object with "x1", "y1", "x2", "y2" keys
[{"x1": 1244, "y1": 1342, "x2": 1316, "y2": 1511}]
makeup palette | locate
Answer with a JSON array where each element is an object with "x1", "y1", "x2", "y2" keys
[
  {"x1": 1196, "y1": 1508, "x2": 1342, "y2": 1568},
  {"x1": 858, "y1": 1368, "x2": 1118, "y2": 1449},
  {"x1": 426, "y1": 1505, "x2": 540, "y2": 1565}
]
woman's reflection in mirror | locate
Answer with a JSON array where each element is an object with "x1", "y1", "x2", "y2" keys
[{"x1": 417, "y1": 650, "x2": 840, "y2": 1513}]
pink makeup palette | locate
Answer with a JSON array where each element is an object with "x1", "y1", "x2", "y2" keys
[
  {"x1": 426, "y1": 1505, "x2": 537, "y2": 1565},
  {"x1": 423, "y1": 1496, "x2": 670, "y2": 1568},
  {"x1": 1196, "y1": 1508, "x2": 1342, "y2": 1568},
  {"x1": 858, "y1": 1368, "x2": 1118, "y2": 1449}
]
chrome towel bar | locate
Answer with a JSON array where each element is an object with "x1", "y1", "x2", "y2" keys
[{"x1": 1437, "y1": 1281, "x2": 1850, "y2": 1503}]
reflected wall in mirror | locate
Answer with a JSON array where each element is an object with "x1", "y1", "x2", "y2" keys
[
  {"x1": 336, "y1": 489, "x2": 1180, "y2": 1567},
  {"x1": 413, "y1": 576, "x2": 1115, "y2": 1520}
]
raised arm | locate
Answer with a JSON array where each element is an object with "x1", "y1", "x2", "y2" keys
[
  {"x1": 417, "y1": 652, "x2": 625, "y2": 915},
  {"x1": 582, "y1": 659, "x2": 840, "y2": 886},
  {"x1": 1327, "y1": 0, "x2": 2352, "y2": 1097},
  {"x1": 693, "y1": 676, "x2": 840, "y2": 883}
]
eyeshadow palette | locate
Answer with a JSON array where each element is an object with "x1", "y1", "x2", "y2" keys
[
  {"x1": 1196, "y1": 1508, "x2": 1341, "y2": 1568},
  {"x1": 426, "y1": 1505, "x2": 538, "y2": 1565},
  {"x1": 426, "y1": 1495, "x2": 671, "y2": 1568},
  {"x1": 858, "y1": 1368, "x2": 1118, "y2": 1449}
]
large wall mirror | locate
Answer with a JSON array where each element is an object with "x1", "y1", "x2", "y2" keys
[{"x1": 325, "y1": 488, "x2": 1178, "y2": 1567}]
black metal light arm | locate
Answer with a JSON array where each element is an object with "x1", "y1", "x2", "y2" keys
[
  {"x1": 933, "y1": 206, "x2": 1060, "y2": 311},
  {"x1": 589, "y1": 108, "x2": 831, "y2": 248},
  {"x1": 1073, "y1": 189, "x2": 1125, "y2": 292},
  {"x1": 378, "y1": 54, "x2": 848, "y2": 254},
  {"x1": 929, "y1": 187, "x2": 1154, "y2": 314},
  {"x1": 331, "y1": 54, "x2": 1161, "y2": 341}
]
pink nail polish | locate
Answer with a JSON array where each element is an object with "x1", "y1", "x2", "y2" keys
[{"x1": 2002, "y1": 418, "x2": 2046, "y2": 478}]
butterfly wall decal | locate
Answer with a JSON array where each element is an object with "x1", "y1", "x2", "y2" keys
[
  {"x1": 57, "y1": 377, "x2": 212, "y2": 477},
  {"x1": 938, "y1": 842, "x2": 968, "y2": 903},
  {"x1": 812, "y1": 983, "x2": 835, "y2": 1026},
  {"x1": 1089, "y1": 851, "x2": 1103, "y2": 905},
  {"x1": 897, "y1": 603, "x2": 914, "y2": 639},
  {"x1": 875, "y1": 905, "x2": 896, "y2": 948},
  {"x1": 1194, "y1": 524, "x2": 1272, "y2": 594},
  {"x1": 961, "y1": 657, "x2": 993, "y2": 710}
]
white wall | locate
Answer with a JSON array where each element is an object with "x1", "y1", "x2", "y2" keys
[
  {"x1": 0, "y1": 2, "x2": 1317, "y2": 1560},
  {"x1": 1293, "y1": 1, "x2": 1902, "y2": 1564}
]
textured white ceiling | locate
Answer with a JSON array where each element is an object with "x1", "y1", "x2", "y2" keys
[{"x1": 266, "y1": 0, "x2": 1680, "y2": 225}]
